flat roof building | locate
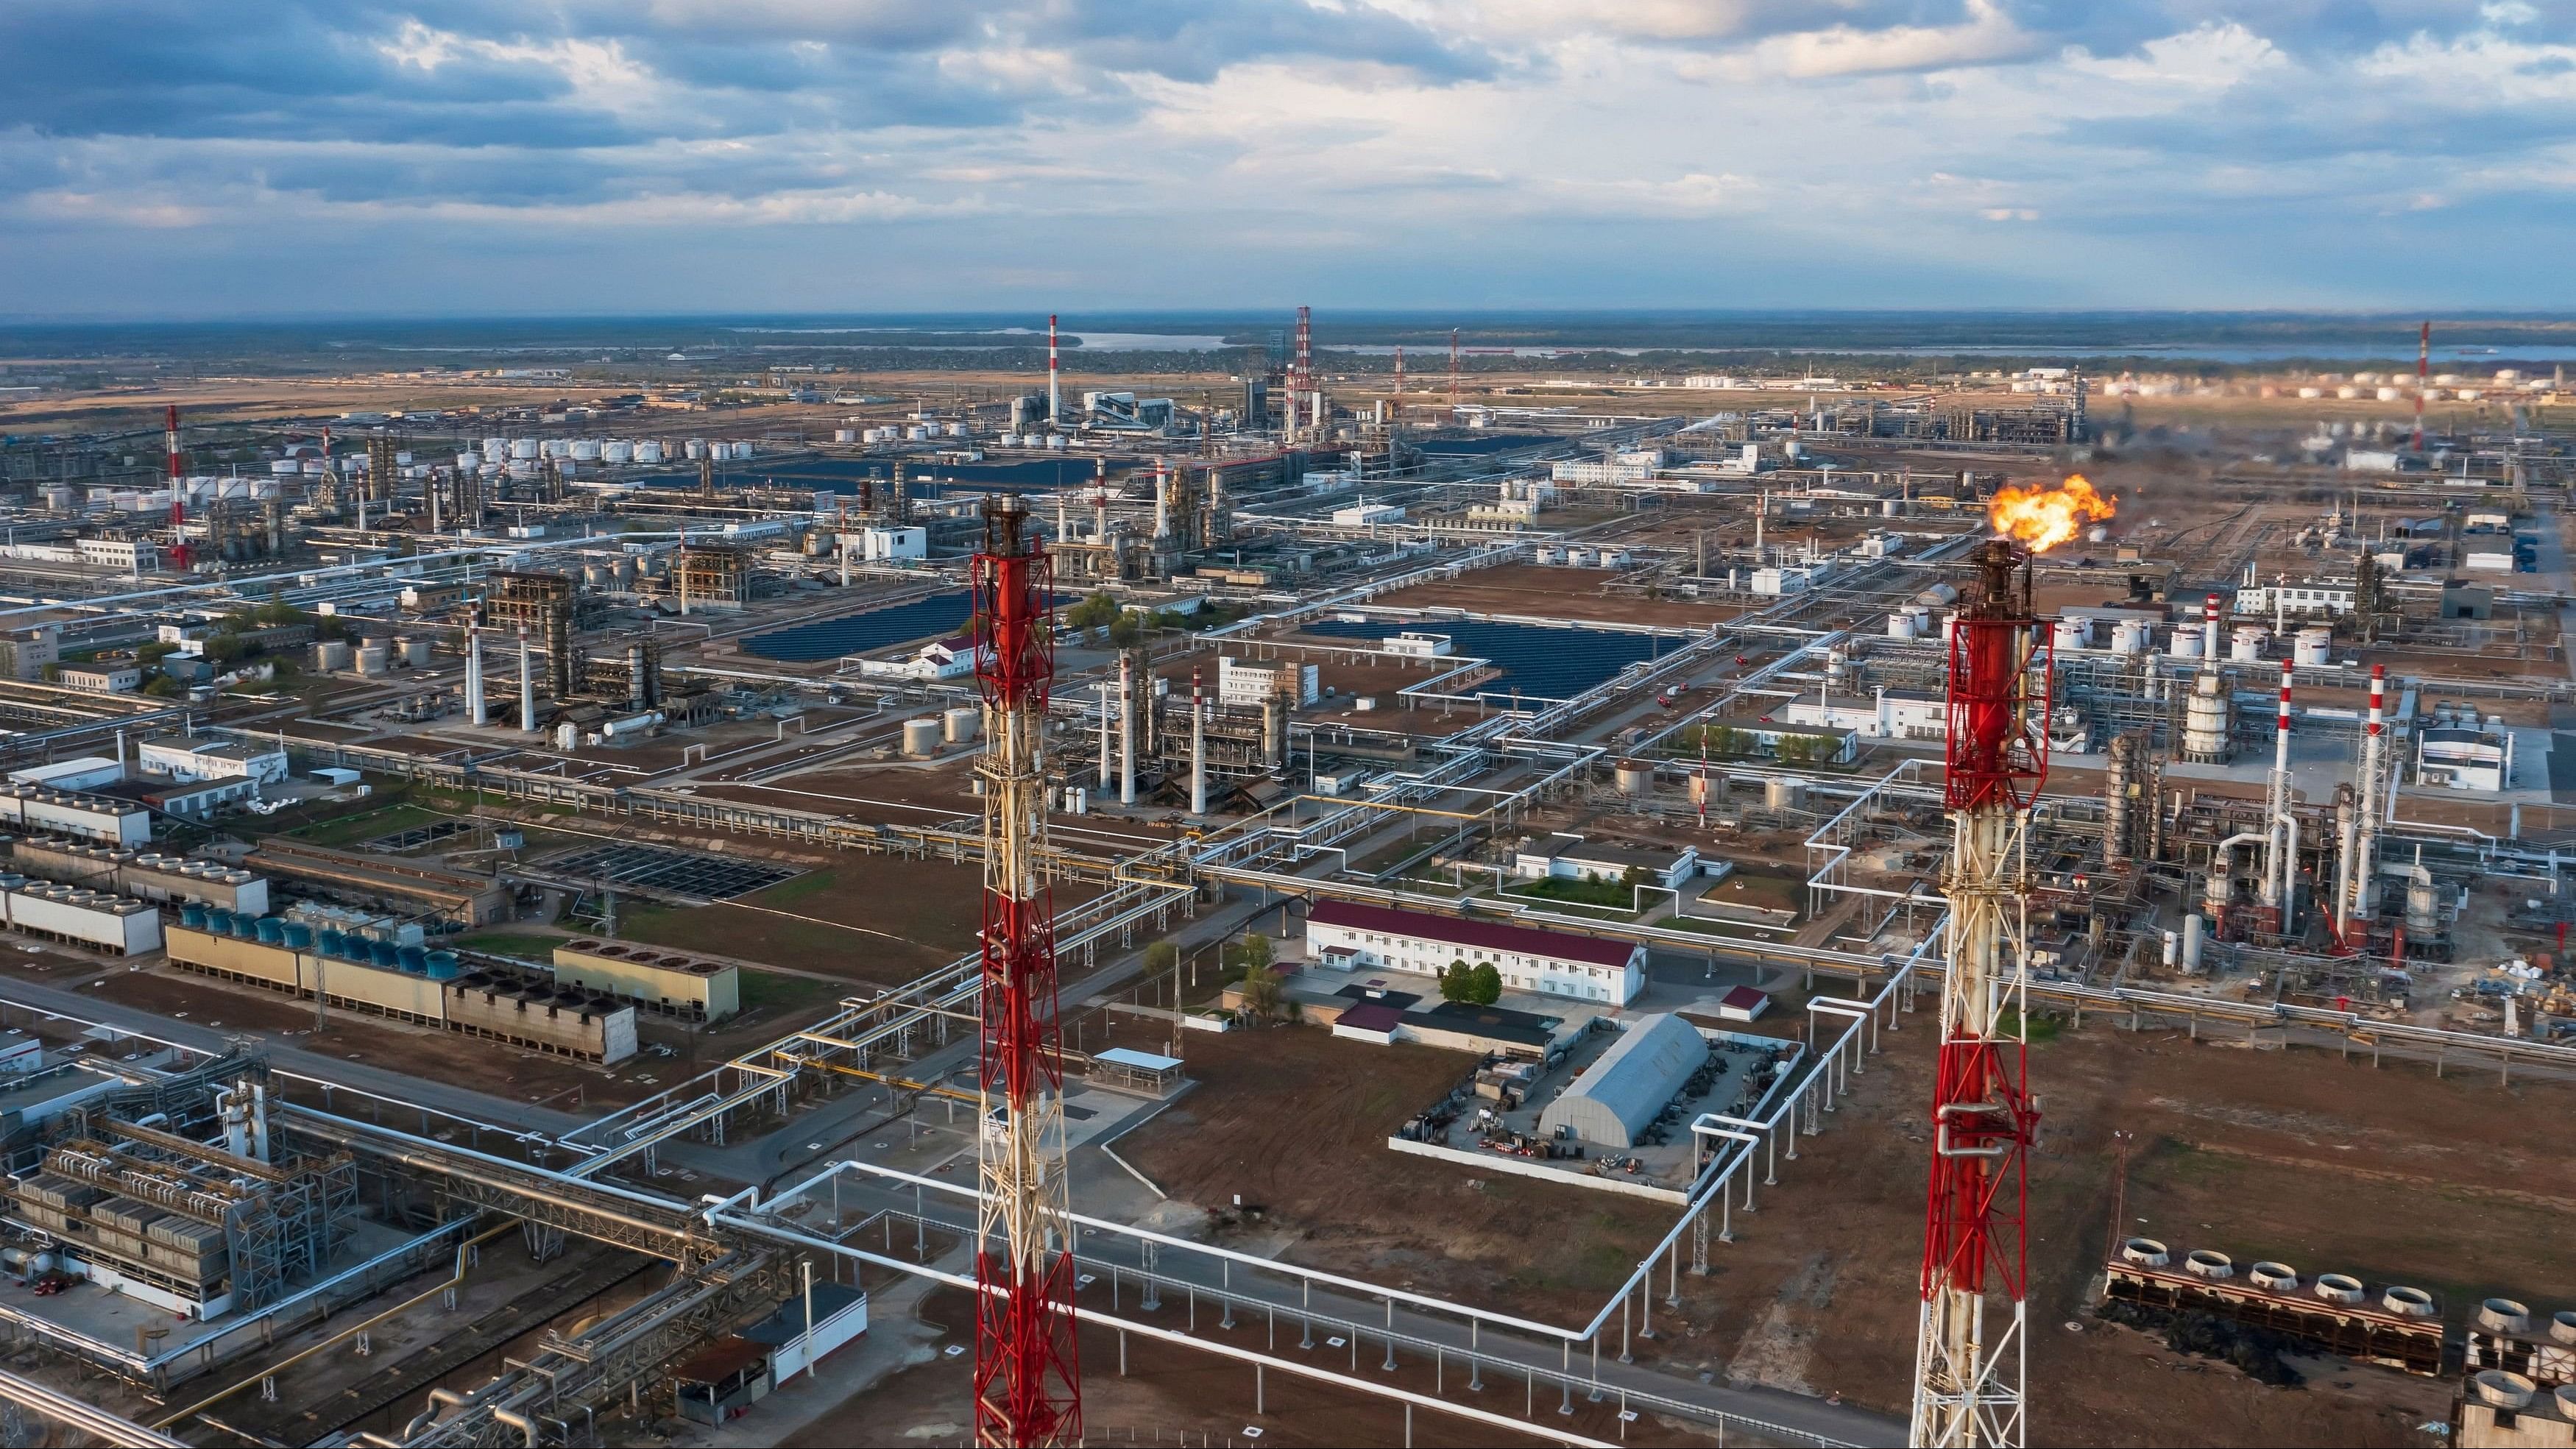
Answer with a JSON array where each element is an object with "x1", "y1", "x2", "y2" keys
[{"x1": 1306, "y1": 899, "x2": 1645, "y2": 1006}]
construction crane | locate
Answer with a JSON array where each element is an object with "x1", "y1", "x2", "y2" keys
[
  {"x1": 163, "y1": 405, "x2": 190, "y2": 572},
  {"x1": 969, "y1": 493, "x2": 1080, "y2": 1447},
  {"x1": 1911, "y1": 537, "x2": 2047, "y2": 1448}
]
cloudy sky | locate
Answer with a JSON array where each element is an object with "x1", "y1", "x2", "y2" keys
[{"x1": 2, "y1": 1, "x2": 2570, "y2": 319}]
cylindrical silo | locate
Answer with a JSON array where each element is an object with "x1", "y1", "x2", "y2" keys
[
  {"x1": 943, "y1": 707, "x2": 981, "y2": 744},
  {"x1": 902, "y1": 718, "x2": 942, "y2": 757}
]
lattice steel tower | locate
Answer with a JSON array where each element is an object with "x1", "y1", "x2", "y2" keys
[
  {"x1": 970, "y1": 494, "x2": 1080, "y2": 1447},
  {"x1": 1911, "y1": 539, "x2": 2047, "y2": 1448}
]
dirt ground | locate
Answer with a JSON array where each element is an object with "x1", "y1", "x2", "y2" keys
[
  {"x1": 1105, "y1": 1015, "x2": 1680, "y2": 1322},
  {"x1": 85, "y1": 966, "x2": 668, "y2": 1109},
  {"x1": 1370, "y1": 564, "x2": 1751, "y2": 629},
  {"x1": 1100, "y1": 994, "x2": 2576, "y2": 1448},
  {"x1": 785, "y1": 1286, "x2": 1712, "y2": 1449},
  {"x1": 616, "y1": 853, "x2": 1058, "y2": 985}
]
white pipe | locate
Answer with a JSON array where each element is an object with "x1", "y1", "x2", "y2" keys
[
  {"x1": 463, "y1": 623, "x2": 484, "y2": 726},
  {"x1": 2352, "y1": 664, "x2": 2385, "y2": 928},
  {"x1": 1119, "y1": 652, "x2": 1136, "y2": 806},
  {"x1": 1189, "y1": 667, "x2": 1207, "y2": 817},
  {"x1": 2274, "y1": 811, "x2": 2299, "y2": 932},
  {"x1": 517, "y1": 629, "x2": 535, "y2": 733},
  {"x1": 250, "y1": 1082, "x2": 270, "y2": 1163},
  {"x1": 2207, "y1": 831, "x2": 2268, "y2": 918}
]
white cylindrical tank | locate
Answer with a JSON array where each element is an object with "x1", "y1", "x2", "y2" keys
[
  {"x1": 684, "y1": 439, "x2": 707, "y2": 460},
  {"x1": 1535, "y1": 545, "x2": 1564, "y2": 565},
  {"x1": 902, "y1": 718, "x2": 942, "y2": 757},
  {"x1": 943, "y1": 707, "x2": 981, "y2": 744},
  {"x1": 1046, "y1": 434, "x2": 1067, "y2": 450},
  {"x1": 355, "y1": 643, "x2": 389, "y2": 676},
  {"x1": 1614, "y1": 759, "x2": 1652, "y2": 796},
  {"x1": 602, "y1": 440, "x2": 634, "y2": 463},
  {"x1": 945, "y1": 423, "x2": 966, "y2": 438},
  {"x1": 456, "y1": 451, "x2": 480, "y2": 470},
  {"x1": 601, "y1": 711, "x2": 664, "y2": 739},
  {"x1": 315, "y1": 640, "x2": 353, "y2": 671},
  {"x1": 834, "y1": 429, "x2": 858, "y2": 444},
  {"x1": 2170, "y1": 627, "x2": 2204, "y2": 659},
  {"x1": 2181, "y1": 913, "x2": 2206, "y2": 971},
  {"x1": 397, "y1": 638, "x2": 431, "y2": 668},
  {"x1": 482, "y1": 437, "x2": 507, "y2": 458},
  {"x1": 635, "y1": 442, "x2": 665, "y2": 464},
  {"x1": 1887, "y1": 611, "x2": 1920, "y2": 640},
  {"x1": 905, "y1": 425, "x2": 928, "y2": 442},
  {"x1": 542, "y1": 439, "x2": 572, "y2": 458},
  {"x1": 2112, "y1": 620, "x2": 2151, "y2": 656},
  {"x1": 2295, "y1": 627, "x2": 2333, "y2": 667},
  {"x1": 1765, "y1": 777, "x2": 1807, "y2": 812},
  {"x1": 509, "y1": 439, "x2": 539, "y2": 460},
  {"x1": 570, "y1": 439, "x2": 601, "y2": 461},
  {"x1": 2052, "y1": 618, "x2": 2091, "y2": 653},
  {"x1": 2230, "y1": 626, "x2": 2266, "y2": 662},
  {"x1": 270, "y1": 459, "x2": 299, "y2": 475},
  {"x1": 730, "y1": 441, "x2": 754, "y2": 459}
]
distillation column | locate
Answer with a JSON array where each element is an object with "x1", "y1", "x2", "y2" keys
[
  {"x1": 1189, "y1": 666, "x2": 1208, "y2": 817},
  {"x1": 2348, "y1": 664, "x2": 2388, "y2": 943}
]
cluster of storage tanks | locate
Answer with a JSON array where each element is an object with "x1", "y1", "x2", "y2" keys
[
  {"x1": 313, "y1": 637, "x2": 434, "y2": 676},
  {"x1": 179, "y1": 904, "x2": 462, "y2": 979},
  {"x1": 901, "y1": 708, "x2": 983, "y2": 757},
  {"x1": 1892, "y1": 609, "x2": 2337, "y2": 667},
  {"x1": 836, "y1": 423, "x2": 971, "y2": 444},
  {"x1": 88, "y1": 478, "x2": 286, "y2": 512},
  {"x1": 1531, "y1": 545, "x2": 1633, "y2": 567},
  {"x1": 996, "y1": 433, "x2": 1071, "y2": 450},
  {"x1": 442, "y1": 438, "x2": 758, "y2": 475}
]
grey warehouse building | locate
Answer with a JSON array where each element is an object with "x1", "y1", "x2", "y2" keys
[{"x1": 1538, "y1": 1013, "x2": 1710, "y2": 1149}]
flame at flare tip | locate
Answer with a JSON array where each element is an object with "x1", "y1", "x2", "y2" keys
[{"x1": 1988, "y1": 473, "x2": 2117, "y2": 553}]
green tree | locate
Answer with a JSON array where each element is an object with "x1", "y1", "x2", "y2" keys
[
  {"x1": 1620, "y1": 865, "x2": 1651, "y2": 893},
  {"x1": 1238, "y1": 968, "x2": 1284, "y2": 1024},
  {"x1": 1468, "y1": 963, "x2": 1503, "y2": 1006},
  {"x1": 142, "y1": 674, "x2": 187, "y2": 698},
  {"x1": 1106, "y1": 612, "x2": 1142, "y2": 648},
  {"x1": 1231, "y1": 933, "x2": 1273, "y2": 974},
  {"x1": 1064, "y1": 591, "x2": 1120, "y2": 631},
  {"x1": 1144, "y1": 940, "x2": 1179, "y2": 976},
  {"x1": 1439, "y1": 959, "x2": 1474, "y2": 1002}
]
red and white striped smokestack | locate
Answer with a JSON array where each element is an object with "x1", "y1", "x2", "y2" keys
[
  {"x1": 164, "y1": 405, "x2": 190, "y2": 571},
  {"x1": 2413, "y1": 321, "x2": 2430, "y2": 453},
  {"x1": 2202, "y1": 592, "x2": 2221, "y2": 662},
  {"x1": 1047, "y1": 313, "x2": 1061, "y2": 427},
  {"x1": 2367, "y1": 663, "x2": 2385, "y2": 736}
]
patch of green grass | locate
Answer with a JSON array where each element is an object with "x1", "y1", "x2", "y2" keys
[
  {"x1": 1998, "y1": 1007, "x2": 2062, "y2": 1044},
  {"x1": 741, "y1": 870, "x2": 833, "y2": 907},
  {"x1": 282, "y1": 801, "x2": 443, "y2": 848},
  {"x1": 1503, "y1": 875, "x2": 1646, "y2": 911},
  {"x1": 737, "y1": 969, "x2": 843, "y2": 1017},
  {"x1": 450, "y1": 931, "x2": 570, "y2": 962}
]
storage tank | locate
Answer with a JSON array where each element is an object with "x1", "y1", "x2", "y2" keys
[
  {"x1": 730, "y1": 442, "x2": 754, "y2": 458},
  {"x1": 2168, "y1": 628, "x2": 2203, "y2": 660},
  {"x1": 398, "y1": 637, "x2": 431, "y2": 668},
  {"x1": 542, "y1": 439, "x2": 571, "y2": 458},
  {"x1": 509, "y1": 439, "x2": 539, "y2": 461},
  {"x1": 834, "y1": 429, "x2": 858, "y2": 444},
  {"x1": 684, "y1": 439, "x2": 707, "y2": 461},
  {"x1": 602, "y1": 440, "x2": 634, "y2": 463},
  {"x1": 355, "y1": 643, "x2": 389, "y2": 676},
  {"x1": 269, "y1": 459, "x2": 300, "y2": 476},
  {"x1": 634, "y1": 442, "x2": 665, "y2": 464},
  {"x1": 1886, "y1": 611, "x2": 1920, "y2": 640},
  {"x1": 2295, "y1": 627, "x2": 2333, "y2": 667},
  {"x1": 1045, "y1": 434, "x2": 1067, "y2": 450},
  {"x1": 2406, "y1": 875, "x2": 2441, "y2": 935},
  {"x1": 1765, "y1": 777, "x2": 1807, "y2": 812},
  {"x1": 2051, "y1": 618, "x2": 2092, "y2": 653},
  {"x1": 1533, "y1": 545, "x2": 1564, "y2": 565},
  {"x1": 481, "y1": 437, "x2": 508, "y2": 459},
  {"x1": 1613, "y1": 759, "x2": 1652, "y2": 796},
  {"x1": 255, "y1": 917, "x2": 285, "y2": 945},
  {"x1": 902, "y1": 718, "x2": 943, "y2": 757},
  {"x1": 943, "y1": 424, "x2": 964, "y2": 439},
  {"x1": 570, "y1": 439, "x2": 601, "y2": 461},
  {"x1": 2111, "y1": 619, "x2": 2151, "y2": 656},
  {"x1": 2230, "y1": 626, "x2": 2266, "y2": 662},
  {"x1": 905, "y1": 425, "x2": 928, "y2": 442},
  {"x1": 943, "y1": 706, "x2": 981, "y2": 744},
  {"x1": 600, "y1": 712, "x2": 663, "y2": 739}
]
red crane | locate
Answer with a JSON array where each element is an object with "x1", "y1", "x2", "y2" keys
[
  {"x1": 1911, "y1": 539, "x2": 2045, "y2": 1447},
  {"x1": 164, "y1": 405, "x2": 190, "y2": 572},
  {"x1": 969, "y1": 494, "x2": 1080, "y2": 1448}
]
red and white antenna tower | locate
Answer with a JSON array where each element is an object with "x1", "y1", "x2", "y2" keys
[
  {"x1": 2412, "y1": 320, "x2": 2430, "y2": 453},
  {"x1": 969, "y1": 494, "x2": 1080, "y2": 1448},
  {"x1": 1289, "y1": 305, "x2": 1314, "y2": 437},
  {"x1": 1047, "y1": 314, "x2": 1062, "y2": 430},
  {"x1": 1911, "y1": 538, "x2": 2046, "y2": 1448},
  {"x1": 164, "y1": 405, "x2": 191, "y2": 572}
]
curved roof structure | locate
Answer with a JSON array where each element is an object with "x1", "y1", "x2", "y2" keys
[{"x1": 1538, "y1": 1013, "x2": 1708, "y2": 1150}]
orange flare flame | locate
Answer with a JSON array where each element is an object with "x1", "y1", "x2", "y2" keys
[{"x1": 1988, "y1": 473, "x2": 2116, "y2": 553}]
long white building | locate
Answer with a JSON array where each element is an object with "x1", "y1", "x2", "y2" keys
[{"x1": 1306, "y1": 899, "x2": 1645, "y2": 1006}]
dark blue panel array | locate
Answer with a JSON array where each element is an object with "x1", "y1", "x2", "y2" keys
[
  {"x1": 1297, "y1": 617, "x2": 1668, "y2": 702},
  {"x1": 742, "y1": 594, "x2": 977, "y2": 662}
]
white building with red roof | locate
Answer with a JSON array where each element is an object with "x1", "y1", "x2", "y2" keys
[{"x1": 1304, "y1": 899, "x2": 1646, "y2": 1007}]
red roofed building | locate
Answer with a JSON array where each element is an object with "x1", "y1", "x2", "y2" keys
[{"x1": 1304, "y1": 899, "x2": 1646, "y2": 1006}]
